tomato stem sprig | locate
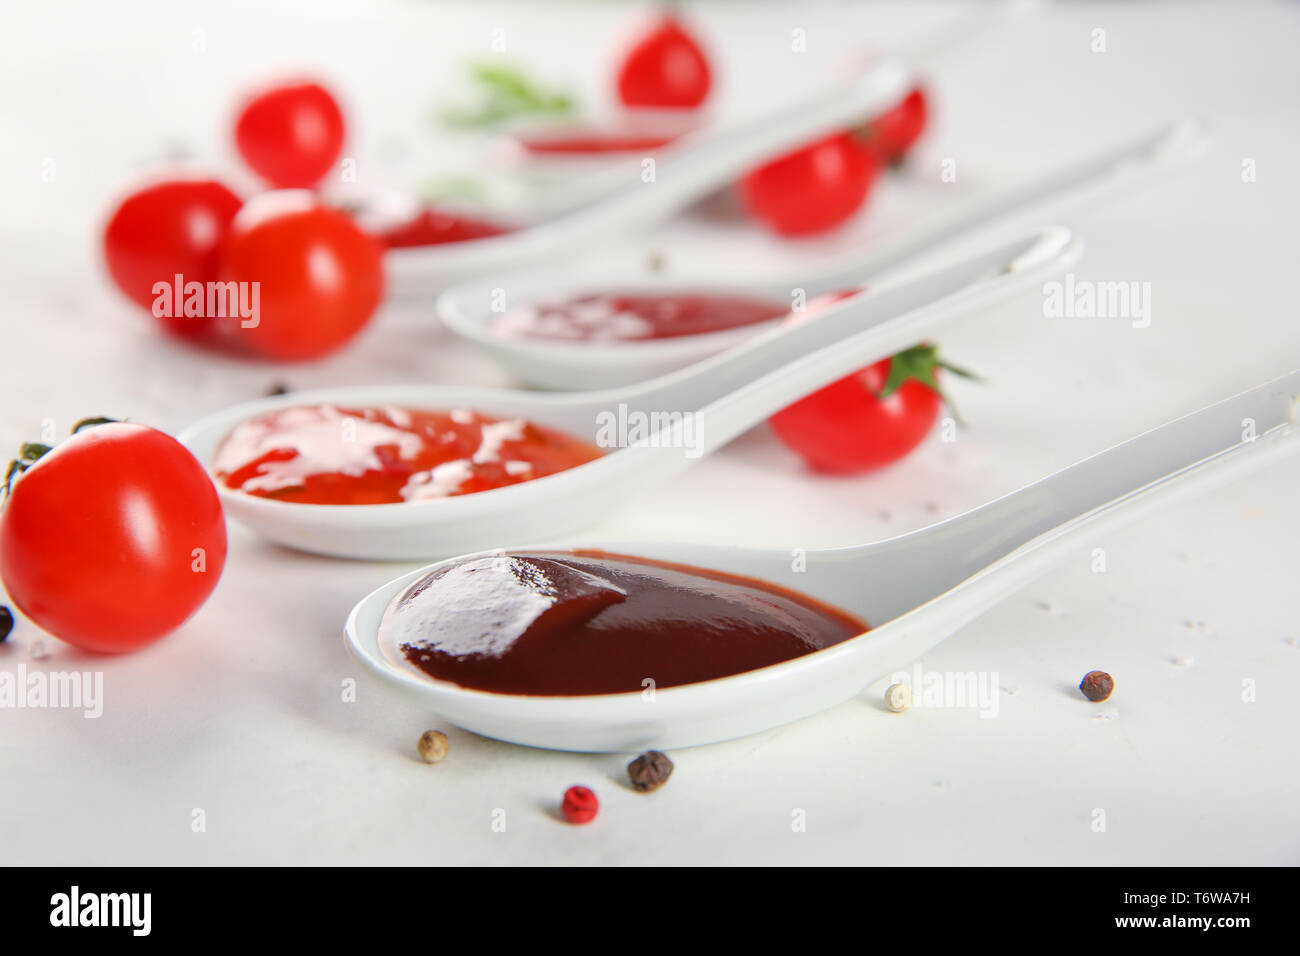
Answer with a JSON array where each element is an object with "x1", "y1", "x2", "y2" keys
[
  {"x1": 879, "y1": 343, "x2": 980, "y2": 424},
  {"x1": 4, "y1": 447, "x2": 48, "y2": 501},
  {"x1": 3, "y1": 417, "x2": 118, "y2": 502},
  {"x1": 72, "y1": 416, "x2": 116, "y2": 433}
]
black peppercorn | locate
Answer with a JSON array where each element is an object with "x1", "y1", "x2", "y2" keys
[
  {"x1": 1080, "y1": 670, "x2": 1114, "y2": 702},
  {"x1": 627, "y1": 750, "x2": 673, "y2": 792}
]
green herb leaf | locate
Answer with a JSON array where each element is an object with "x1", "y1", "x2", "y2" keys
[{"x1": 440, "y1": 62, "x2": 575, "y2": 129}]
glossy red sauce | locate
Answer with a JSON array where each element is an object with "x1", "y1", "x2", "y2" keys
[
  {"x1": 491, "y1": 291, "x2": 788, "y2": 342},
  {"x1": 382, "y1": 551, "x2": 867, "y2": 695},
  {"x1": 377, "y1": 209, "x2": 511, "y2": 248},
  {"x1": 212, "y1": 405, "x2": 602, "y2": 505}
]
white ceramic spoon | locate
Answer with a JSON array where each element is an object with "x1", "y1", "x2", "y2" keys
[
  {"x1": 178, "y1": 226, "x2": 1078, "y2": 559},
  {"x1": 345, "y1": 371, "x2": 1300, "y2": 752},
  {"x1": 438, "y1": 120, "x2": 1205, "y2": 390},
  {"x1": 383, "y1": 57, "x2": 913, "y2": 297}
]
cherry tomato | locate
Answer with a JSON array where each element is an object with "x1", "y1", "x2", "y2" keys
[
  {"x1": 770, "y1": 335, "x2": 969, "y2": 474},
  {"x1": 0, "y1": 423, "x2": 227, "y2": 653},
  {"x1": 861, "y1": 87, "x2": 929, "y2": 164},
  {"x1": 102, "y1": 178, "x2": 242, "y2": 335},
  {"x1": 740, "y1": 132, "x2": 881, "y2": 236},
  {"x1": 219, "y1": 191, "x2": 384, "y2": 361},
  {"x1": 234, "y1": 81, "x2": 345, "y2": 188},
  {"x1": 616, "y1": 15, "x2": 712, "y2": 109}
]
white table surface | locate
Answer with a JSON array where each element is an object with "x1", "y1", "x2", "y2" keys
[{"x1": 2, "y1": 0, "x2": 1298, "y2": 865}]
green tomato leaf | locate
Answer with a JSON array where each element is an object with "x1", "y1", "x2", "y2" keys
[{"x1": 877, "y1": 344, "x2": 982, "y2": 425}]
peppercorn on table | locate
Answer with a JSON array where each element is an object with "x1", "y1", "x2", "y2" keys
[{"x1": 1, "y1": 0, "x2": 1297, "y2": 865}]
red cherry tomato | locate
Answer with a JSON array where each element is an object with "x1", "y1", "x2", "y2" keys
[
  {"x1": 0, "y1": 423, "x2": 227, "y2": 653},
  {"x1": 219, "y1": 192, "x2": 385, "y2": 361},
  {"x1": 740, "y1": 132, "x2": 881, "y2": 236},
  {"x1": 770, "y1": 353, "x2": 940, "y2": 473},
  {"x1": 102, "y1": 178, "x2": 242, "y2": 335},
  {"x1": 616, "y1": 16, "x2": 712, "y2": 109},
  {"x1": 234, "y1": 81, "x2": 345, "y2": 188},
  {"x1": 770, "y1": 299, "x2": 970, "y2": 473},
  {"x1": 861, "y1": 87, "x2": 929, "y2": 164}
]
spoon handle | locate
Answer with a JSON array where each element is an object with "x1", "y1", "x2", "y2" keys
[
  {"x1": 800, "y1": 120, "x2": 1206, "y2": 296},
  {"x1": 497, "y1": 59, "x2": 912, "y2": 260},
  {"x1": 524, "y1": 0, "x2": 1039, "y2": 223},
  {"x1": 608, "y1": 225, "x2": 1080, "y2": 424},
  {"x1": 855, "y1": 371, "x2": 1300, "y2": 623}
]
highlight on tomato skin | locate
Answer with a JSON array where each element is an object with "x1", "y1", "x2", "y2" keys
[{"x1": 0, "y1": 422, "x2": 228, "y2": 654}]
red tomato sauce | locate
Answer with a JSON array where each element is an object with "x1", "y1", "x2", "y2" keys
[
  {"x1": 516, "y1": 131, "x2": 679, "y2": 155},
  {"x1": 213, "y1": 405, "x2": 603, "y2": 505},
  {"x1": 377, "y1": 209, "x2": 511, "y2": 248},
  {"x1": 491, "y1": 291, "x2": 788, "y2": 342}
]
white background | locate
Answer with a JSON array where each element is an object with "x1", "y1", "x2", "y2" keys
[{"x1": 1, "y1": 0, "x2": 1297, "y2": 865}]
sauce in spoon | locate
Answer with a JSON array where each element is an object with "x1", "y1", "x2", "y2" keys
[
  {"x1": 213, "y1": 405, "x2": 602, "y2": 505},
  {"x1": 514, "y1": 129, "x2": 680, "y2": 155},
  {"x1": 490, "y1": 291, "x2": 788, "y2": 342},
  {"x1": 381, "y1": 551, "x2": 866, "y2": 695},
  {"x1": 376, "y1": 208, "x2": 512, "y2": 248}
]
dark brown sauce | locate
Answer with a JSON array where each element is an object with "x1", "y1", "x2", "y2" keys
[{"x1": 382, "y1": 550, "x2": 867, "y2": 696}]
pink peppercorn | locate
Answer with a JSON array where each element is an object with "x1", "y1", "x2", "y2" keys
[{"x1": 561, "y1": 785, "x2": 599, "y2": 824}]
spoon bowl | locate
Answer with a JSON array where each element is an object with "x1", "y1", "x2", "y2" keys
[
  {"x1": 438, "y1": 272, "x2": 798, "y2": 391},
  {"x1": 345, "y1": 372, "x2": 1300, "y2": 751},
  {"x1": 179, "y1": 227, "x2": 1078, "y2": 559}
]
